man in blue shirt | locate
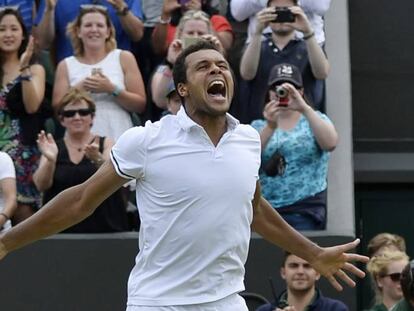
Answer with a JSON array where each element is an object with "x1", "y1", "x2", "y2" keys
[
  {"x1": 257, "y1": 252, "x2": 348, "y2": 311},
  {"x1": 35, "y1": 0, "x2": 144, "y2": 62},
  {"x1": 0, "y1": 0, "x2": 42, "y2": 32}
]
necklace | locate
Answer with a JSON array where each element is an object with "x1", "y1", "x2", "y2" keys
[{"x1": 64, "y1": 136, "x2": 92, "y2": 152}]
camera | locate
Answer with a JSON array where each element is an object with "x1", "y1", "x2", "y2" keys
[
  {"x1": 275, "y1": 86, "x2": 288, "y2": 98},
  {"x1": 263, "y1": 151, "x2": 286, "y2": 177},
  {"x1": 273, "y1": 7, "x2": 295, "y2": 23},
  {"x1": 277, "y1": 300, "x2": 290, "y2": 308},
  {"x1": 182, "y1": 37, "x2": 203, "y2": 49}
]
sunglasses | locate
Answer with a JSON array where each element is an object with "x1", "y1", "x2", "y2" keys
[
  {"x1": 383, "y1": 272, "x2": 402, "y2": 283},
  {"x1": 0, "y1": 5, "x2": 19, "y2": 13},
  {"x1": 60, "y1": 108, "x2": 93, "y2": 118},
  {"x1": 80, "y1": 4, "x2": 108, "y2": 12}
]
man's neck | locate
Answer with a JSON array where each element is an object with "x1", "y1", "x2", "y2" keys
[
  {"x1": 184, "y1": 106, "x2": 228, "y2": 147},
  {"x1": 287, "y1": 287, "x2": 316, "y2": 311},
  {"x1": 382, "y1": 295, "x2": 400, "y2": 310},
  {"x1": 271, "y1": 31, "x2": 295, "y2": 50}
]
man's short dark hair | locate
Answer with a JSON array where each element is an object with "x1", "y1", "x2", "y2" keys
[
  {"x1": 281, "y1": 251, "x2": 292, "y2": 267},
  {"x1": 401, "y1": 260, "x2": 414, "y2": 302},
  {"x1": 172, "y1": 40, "x2": 220, "y2": 90},
  {"x1": 267, "y1": 0, "x2": 298, "y2": 7}
]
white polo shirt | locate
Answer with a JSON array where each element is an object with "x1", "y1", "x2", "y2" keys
[{"x1": 111, "y1": 107, "x2": 261, "y2": 306}]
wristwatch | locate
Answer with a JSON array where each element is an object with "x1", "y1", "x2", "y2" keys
[{"x1": 117, "y1": 6, "x2": 129, "y2": 16}]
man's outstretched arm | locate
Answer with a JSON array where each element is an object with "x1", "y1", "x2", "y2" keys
[
  {"x1": 0, "y1": 161, "x2": 128, "y2": 259},
  {"x1": 251, "y1": 181, "x2": 369, "y2": 291}
]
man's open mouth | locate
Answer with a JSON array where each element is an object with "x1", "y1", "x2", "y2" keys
[{"x1": 207, "y1": 80, "x2": 226, "y2": 98}]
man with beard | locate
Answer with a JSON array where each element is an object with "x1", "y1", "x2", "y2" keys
[
  {"x1": 257, "y1": 252, "x2": 348, "y2": 311},
  {"x1": 235, "y1": 0, "x2": 329, "y2": 124},
  {"x1": 0, "y1": 41, "x2": 367, "y2": 310}
]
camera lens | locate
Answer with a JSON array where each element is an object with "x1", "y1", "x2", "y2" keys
[{"x1": 276, "y1": 86, "x2": 288, "y2": 98}]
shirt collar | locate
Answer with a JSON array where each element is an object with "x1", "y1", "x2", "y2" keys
[{"x1": 176, "y1": 106, "x2": 239, "y2": 132}]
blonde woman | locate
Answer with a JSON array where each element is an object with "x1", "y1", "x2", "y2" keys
[
  {"x1": 52, "y1": 5, "x2": 146, "y2": 141},
  {"x1": 366, "y1": 250, "x2": 409, "y2": 311},
  {"x1": 151, "y1": 10, "x2": 223, "y2": 111}
]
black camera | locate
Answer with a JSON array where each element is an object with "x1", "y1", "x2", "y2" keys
[
  {"x1": 263, "y1": 151, "x2": 286, "y2": 177},
  {"x1": 273, "y1": 7, "x2": 295, "y2": 23},
  {"x1": 275, "y1": 86, "x2": 288, "y2": 98},
  {"x1": 277, "y1": 300, "x2": 290, "y2": 308}
]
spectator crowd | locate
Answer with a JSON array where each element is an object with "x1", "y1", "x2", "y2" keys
[
  {"x1": 0, "y1": 0, "x2": 334, "y2": 233},
  {"x1": 1, "y1": 2, "x2": 414, "y2": 311}
]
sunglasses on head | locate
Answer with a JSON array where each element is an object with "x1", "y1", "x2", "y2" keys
[
  {"x1": 79, "y1": 4, "x2": 108, "y2": 12},
  {"x1": 383, "y1": 272, "x2": 402, "y2": 283},
  {"x1": 60, "y1": 108, "x2": 93, "y2": 118},
  {"x1": 0, "y1": 5, "x2": 19, "y2": 13}
]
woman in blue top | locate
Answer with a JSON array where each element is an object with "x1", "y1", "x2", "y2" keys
[{"x1": 251, "y1": 63, "x2": 338, "y2": 230}]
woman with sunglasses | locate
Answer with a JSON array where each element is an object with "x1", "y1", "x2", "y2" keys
[
  {"x1": 366, "y1": 250, "x2": 409, "y2": 311},
  {"x1": 33, "y1": 88, "x2": 128, "y2": 233},
  {"x1": 0, "y1": 8, "x2": 46, "y2": 223},
  {"x1": 52, "y1": 6, "x2": 146, "y2": 141},
  {"x1": 250, "y1": 63, "x2": 337, "y2": 231}
]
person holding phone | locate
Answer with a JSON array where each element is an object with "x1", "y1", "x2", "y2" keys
[
  {"x1": 250, "y1": 63, "x2": 337, "y2": 230},
  {"x1": 151, "y1": 9, "x2": 223, "y2": 112},
  {"x1": 52, "y1": 5, "x2": 146, "y2": 141},
  {"x1": 151, "y1": 0, "x2": 233, "y2": 55},
  {"x1": 236, "y1": 0, "x2": 329, "y2": 124}
]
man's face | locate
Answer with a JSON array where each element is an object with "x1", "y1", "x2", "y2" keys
[
  {"x1": 268, "y1": 0, "x2": 296, "y2": 36},
  {"x1": 281, "y1": 255, "x2": 320, "y2": 293},
  {"x1": 178, "y1": 49, "x2": 234, "y2": 117}
]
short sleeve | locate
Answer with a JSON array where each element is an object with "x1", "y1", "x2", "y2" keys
[
  {"x1": 316, "y1": 111, "x2": 333, "y2": 124},
  {"x1": 110, "y1": 126, "x2": 147, "y2": 180},
  {"x1": 250, "y1": 119, "x2": 266, "y2": 133},
  {"x1": 128, "y1": 0, "x2": 143, "y2": 19},
  {"x1": 0, "y1": 153, "x2": 16, "y2": 180},
  {"x1": 210, "y1": 15, "x2": 233, "y2": 34}
]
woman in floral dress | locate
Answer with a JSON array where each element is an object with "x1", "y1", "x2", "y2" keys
[{"x1": 0, "y1": 8, "x2": 45, "y2": 223}]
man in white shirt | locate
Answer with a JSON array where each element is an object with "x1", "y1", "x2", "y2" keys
[{"x1": 0, "y1": 41, "x2": 367, "y2": 310}]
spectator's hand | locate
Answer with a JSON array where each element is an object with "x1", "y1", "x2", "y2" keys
[
  {"x1": 84, "y1": 138, "x2": 103, "y2": 164},
  {"x1": 310, "y1": 239, "x2": 369, "y2": 291},
  {"x1": 263, "y1": 100, "x2": 280, "y2": 129},
  {"x1": 162, "y1": 0, "x2": 181, "y2": 16},
  {"x1": 279, "y1": 83, "x2": 308, "y2": 113},
  {"x1": 0, "y1": 239, "x2": 7, "y2": 260},
  {"x1": 46, "y1": 0, "x2": 57, "y2": 10},
  {"x1": 106, "y1": 0, "x2": 127, "y2": 12},
  {"x1": 184, "y1": 0, "x2": 201, "y2": 11},
  {"x1": 255, "y1": 7, "x2": 277, "y2": 35},
  {"x1": 37, "y1": 130, "x2": 58, "y2": 163},
  {"x1": 19, "y1": 36, "x2": 34, "y2": 69},
  {"x1": 201, "y1": 34, "x2": 224, "y2": 55},
  {"x1": 0, "y1": 216, "x2": 7, "y2": 231},
  {"x1": 289, "y1": 6, "x2": 313, "y2": 35},
  {"x1": 167, "y1": 39, "x2": 184, "y2": 64},
  {"x1": 83, "y1": 72, "x2": 114, "y2": 94}
]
